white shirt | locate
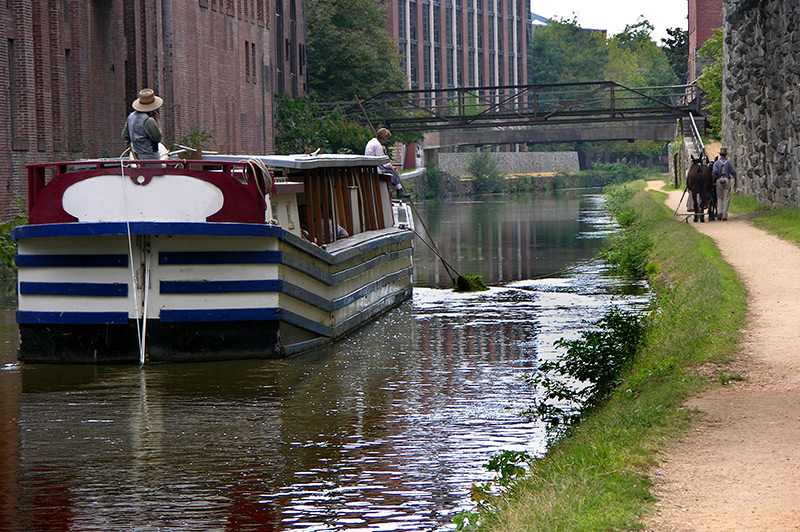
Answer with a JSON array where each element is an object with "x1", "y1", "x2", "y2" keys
[
  {"x1": 365, "y1": 137, "x2": 384, "y2": 158},
  {"x1": 365, "y1": 137, "x2": 392, "y2": 175}
]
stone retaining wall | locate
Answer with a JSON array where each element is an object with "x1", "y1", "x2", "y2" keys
[
  {"x1": 437, "y1": 152, "x2": 580, "y2": 176},
  {"x1": 408, "y1": 168, "x2": 580, "y2": 198},
  {"x1": 724, "y1": 0, "x2": 800, "y2": 207}
]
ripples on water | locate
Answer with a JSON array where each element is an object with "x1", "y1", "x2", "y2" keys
[{"x1": 0, "y1": 192, "x2": 650, "y2": 531}]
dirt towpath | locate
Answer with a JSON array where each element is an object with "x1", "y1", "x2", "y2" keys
[{"x1": 641, "y1": 181, "x2": 800, "y2": 531}]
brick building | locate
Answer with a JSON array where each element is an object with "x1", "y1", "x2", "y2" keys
[
  {"x1": 688, "y1": 0, "x2": 722, "y2": 82},
  {"x1": 386, "y1": 0, "x2": 530, "y2": 91},
  {"x1": 1, "y1": 0, "x2": 307, "y2": 218}
]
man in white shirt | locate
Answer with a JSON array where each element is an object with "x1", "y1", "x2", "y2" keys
[{"x1": 365, "y1": 128, "x2": 410, "y2": 198}]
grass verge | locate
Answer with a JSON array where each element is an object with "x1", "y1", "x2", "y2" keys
[
  {"x1": 483, "y1": 180, "x2": 747, "y2": 531},
  {"x1": 748, "y1": 207, "x2": 800, "y2": 245},
  {"x1": 729, "y1": 193, "x2": 800, "y2": 245}
]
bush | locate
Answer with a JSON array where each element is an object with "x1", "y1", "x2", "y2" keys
[
  {"x1": 468, "y1": 152, "x2": 505, "y2": 194},
  {"x1": 426, "y1": 164, "x2": 443, "y2": 198},
  {"x1": 521, "y1": 307, "x2": 646, "y2": 429},
  {"x1": 0, "y1": 199, "x2": 28, "y2": 279},
  {"x1": 602, "y1": 183, "x2": 654, "y2": 276},
  {"x1": 578, "y1": 159, "x2": 652, "y2": 187}
]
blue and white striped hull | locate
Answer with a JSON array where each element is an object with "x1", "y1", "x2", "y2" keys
[{"x1": 15, "y1": 222, "x2": 413, "y2": 363}]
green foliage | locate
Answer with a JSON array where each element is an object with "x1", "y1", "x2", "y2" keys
[
  {"x1": 604, "y1": 182, "x2": 636, "y2": 213},
  {"x1": 717, "y1": 372, "x2": 747, "y2": 385},
  {"x1": 595, "y1": 140, "x2": 669, "y2": 165},
  {"x1": 521, "y1": 307, "x2": 646, "y2": 429},
  {"x1": 528, "y1": 16, "x2": 680, "y2": 88},
  {"x1": 306, "y1": 0, "x2": 407, "y2": 102},
  {"x1": 601, "y1": 226, "x2": 653, "y2": 278},
  {"x1": 170, "y1": 125, "x2": 214, "y2": 152},
  {"x1": 579, "y1": 159, "x2": 648, "y2": 186},
  {"x1": 600, "y1": 183, "x2": 654, "y2": 277},
  {"x1": 0, "y1": 198, "x2": 28, "y2": 279},
  {"x1": 454, "y1": 273, "x2": 488, "y2": 292},
  {"x1": 425, "y1": 164, "x2": 443, "y2": 198},
  {"x1": 274, "y1": 95, "x2": 372, "y2": 154},
  {"x1": 444, "y1": 95, "x2": 489, "y2": 117},
  {"x1": 468, "y1": 152, "x2": 505, "y2": 194},
  {"x1": 528, "y1": 17, "x2": 608, "y2": 84},
  {"x1": 454, "y1": 450, "x2": 535, "y2": 531},
  {"x1": 606, "y1": 22, "x2": 679, "y2": 87},
  {"x1": 661, "y1": 27, "x2": 689, "y2": 81},
  {"x1": 697, "y1": 28, "x2": 723, "y2": 139}
]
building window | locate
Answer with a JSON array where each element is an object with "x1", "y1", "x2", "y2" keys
[
  {"x1": 410, "y1": 43, "x2": 418, "y2": 88},
  {"x1": 409, "y1": 0, "x2": 417, "y2": 41},
  {"x1": 252, "y1": 42, "x2": 257, "y2": 83},
  {"x1": 445, "y1": 7, "x2": 451, "y2": 45},
  {"x1": 467, "y1": 13, "x2": 473, "y2": 49},
  {"x1": 477, "y1": 13, "x2": 483, "y2": 50},
  {"x1": 433, "y1": 4, "x2": 439, "y2": 43},
  {"x1": 8, "y1": 39, "x2": 20, "y2": 144},
  {"x1": 399, "y1": 0, "x2": 406, "y2": 37},
  {"x1": 423, "y1": 45, "x2": 430, "y2": 84},
  {"x1": 446, "y1": 53, "x2": 453, "y2": 86},
  {"x1": 422, "y1": 2, "x2": 429, "y2": 43},
  {"x1": 245, "y1": 41, "x2": 251, "y2": 82}
]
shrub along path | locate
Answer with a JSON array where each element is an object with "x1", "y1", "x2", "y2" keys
[{"x1": 642, "y1": 181, "x2": 800, "y2": 531}]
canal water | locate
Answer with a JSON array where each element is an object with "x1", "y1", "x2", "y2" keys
[{"x1": 0, "y1": 190, "x2": 648, "y2": 531}]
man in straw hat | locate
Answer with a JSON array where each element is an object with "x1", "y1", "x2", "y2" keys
[
  {"x1": 122, "y1": 88, "x2": 164, "y2": 159},
  {"x1": 711, "y1": 147, "x2": 737, "y2": 221}
]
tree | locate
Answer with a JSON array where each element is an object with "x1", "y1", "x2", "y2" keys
[
  {"x1": 606, "y1": 20, "x2": 679, "y2": 87},
  {"x1": 661, "y1": 27, "x2": 689, "y2": 82},
  {"x1": 273, "y1": 95, "x2": 372, "y2": 154},
  {"x1": 697, "y1": 28, "x2": 723, "y2": 139},
  {"x1": 527, "y1": 17, "x2": 608, "y2": 84},
  {"x1": 307, "y1": 0, "x2": 408, "y2": 102}
]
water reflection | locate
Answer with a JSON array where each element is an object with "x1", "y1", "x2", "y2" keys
[
  {"x1": 0, "y1": 192, "x2": 648, "y2": 531},
  {"x1": 412, "y1": 191, "x2": 615, "y2": 288}
]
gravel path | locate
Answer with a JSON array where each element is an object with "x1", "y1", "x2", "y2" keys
[{"x1": 641, "y1": 181, "x2": 800, "y2": 531}]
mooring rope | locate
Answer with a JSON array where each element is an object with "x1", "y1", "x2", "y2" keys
[{"x1": 118, "y1": 150, "x2": 146, "y2": 364}]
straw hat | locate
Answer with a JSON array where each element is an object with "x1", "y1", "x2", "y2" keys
[
  {"x1": 719, "y1": 147, "x2": 728, "y2": 156},
  {"x1": 132, "y1": 88, "x2": 163, "y2": 112}
]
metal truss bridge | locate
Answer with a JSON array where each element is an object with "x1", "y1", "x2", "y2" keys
[{"x1": 322, "y1": 81, "x2": 705, "y2": 146}]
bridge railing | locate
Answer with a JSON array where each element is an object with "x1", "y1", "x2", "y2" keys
[{"x1": 321, "y1": 81, "x2": 704, "y2": 132}]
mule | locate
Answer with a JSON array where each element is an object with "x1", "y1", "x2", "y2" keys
[{"x1": 686, "y1": 155, "x2": 714, "y2": 222}]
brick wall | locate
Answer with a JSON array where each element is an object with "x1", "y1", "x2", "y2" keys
[
  {"x1": 688, "y1": 0, "x2": 723, "y2": 82},
  {"x1": 1, "y1": 0, "x2": 282, "y2": 220}
]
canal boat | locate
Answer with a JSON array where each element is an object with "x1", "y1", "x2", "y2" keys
[{"x1": 14, "y1": 153, "x2": 414, "y2": 363}]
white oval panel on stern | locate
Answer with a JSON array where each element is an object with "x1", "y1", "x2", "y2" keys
[{"x1": 63, "y1": 174, "x2": 225, "y2": 222}]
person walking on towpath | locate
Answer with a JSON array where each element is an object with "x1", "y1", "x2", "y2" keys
[
  {"x1": 711, "y1": 147, "x2": 737, "y2": 220},
  {"x1": 122, "y1": 88, "x2": 164, "y2": 160}
]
